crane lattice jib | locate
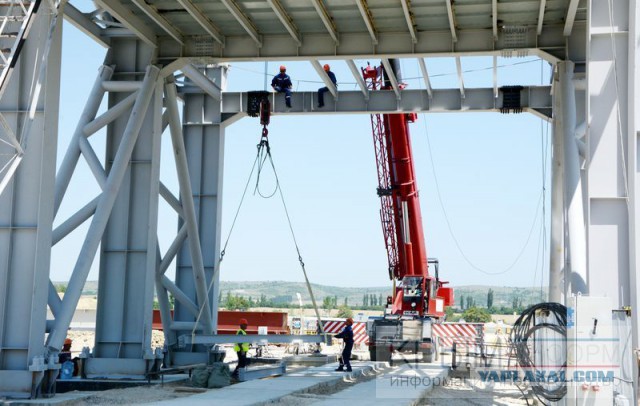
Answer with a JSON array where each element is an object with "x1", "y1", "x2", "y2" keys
[{"x1": 363, "y1": 65, "x2": 400, "y2": 280}]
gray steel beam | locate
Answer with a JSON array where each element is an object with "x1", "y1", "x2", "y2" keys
[
  {"x1": 355, "y1": 0, "x2": 377, "y2": 45},
  {"x1": 237, "y1": 364, "x2": 285, "y2": 382},
  {"x1": 266, "y1": 0, "x2": 301, "y2": 46},
  {"x1": 563, "y1": 0, "x2": 580, "y2": 36},
  {"x1": 46, "y1": 59, "x2": 160, "y2": 352},
  {"x1": 169, "y1": 26, "x2": 573, "y2": 62},
  {"x1": 455, "y1": 57, "x2": 465, "y2": 98},
  {"x1": 91, "y1": 39, "x2": 161, "y2": 368},
  {"x1": 537, "y1": 0, "x2": 547, "y2": 36},
  {"x1": 95, "y1": 0, "x2": 156, "y2": 47},
  {"x1": 181, "y1": 64, "x2": 221, "y2": 101},
  {"x1": 175, "y1": 0, "x2": 224, "y2": 46},
  {"x1": 171, "y1": 66, "x2": 227, "y2": 366},
  {"x1": 131, "y1": 0, "x2": 183, "y2": 45},
  {"x1": 215, "y1": 87, "x2": 552, "y2": 118},
  {"x1": 310, "y1": 0, "x2": 338, "y2": 45},
  {"x1": 491, "y1": 0, "x2": 497, "y2": 40},
  {"x1": 218, "y1": 0, "x2": 261, "y2": 48},
  {"x1": 63, "y1": 3, "x2": 109, "y2": 48},
  {"x1": 310, "y1": 60, "x2": 337, "y2": 98},
  {"x1": 380, "y1": 59, "x2": 401, "y2": 99},
  {"x1": 346, "y1": 60, "x2": 368, "y2": 100},
  {"x1": 445, "y1": 0, "x2": 457, "y2": 43},
  {"x1": 165, "y1": 79, "x2": 213, "y2": 334},
  {"x1": 52, "y1": 197, "x2": 100, "y2": 245},
  {"x1": 159, "y1": 224, "x2": 188, "y2": 275},
  {"x1": 54, "y1": 65, "x2": 112, "y2": 217},
  {"x1": 0, "y1": 2, "x2": 62, "y2": 397},
  {"x1": 83, "y1": 90, "x2": 138, "y2": 137},
  {"x1": 179, "y1": 334, "x2": 332, "y2": 347},
  {"x1": 417, "y1": 58, "x2": 432, "y2": 99},
  {"x1": 400, "y1": 0, "x2": 417, "y2": 44}
]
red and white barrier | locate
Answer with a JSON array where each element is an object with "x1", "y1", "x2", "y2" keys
[
  {"x1": 433, "y1": 322, "x2": 484, "y2": 350},
  {"x1": 321, "y1": 318, "x2": 368, "y2": 344}
]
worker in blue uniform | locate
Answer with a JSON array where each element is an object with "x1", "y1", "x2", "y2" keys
[
  {"x1": 271, "y1": 65, "x2": 293, "y2": 108},
  {"x1": 317, "y1": 64, "x2": 337, "y2": 108},
  {"x1": 334, "y1": 317, "x2": 354, "y2": 372}
]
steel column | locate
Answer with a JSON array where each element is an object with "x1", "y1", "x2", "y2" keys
[
  {"x1": 171, "y1": 65, "x2": 227, "y2": 365},
  {"x1": 165, "y1": 79, "x2": 213, "y2": 334},
  {"x1": 46, "y1": 54, "x2": 160, "y2": 354},
  {"x1": 0, "y1": 2, "x2": 62, "y2": 397},
  {"x1": 549, "y1": 80, "x2": 565, "y2": 303},
  {"x1": 558, "y1": 62, "x2": 588, "y2": 296},
  {"x1": 90, "y1": 38, "x2": 161, "y2": 373}
]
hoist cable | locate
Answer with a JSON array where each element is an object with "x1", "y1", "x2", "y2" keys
[
  {"x1": 422, "y1": 116, "x2": 543, "y2": 275},
  {"x1": 191, "y1": 149, "x2": 261, "y2": 339},
  {"x1": 261, "y1": 148, "x2": 326, "y2": 337},
  {"x1": 254, "y1": 137, "x2": 278, "y2": 198}
]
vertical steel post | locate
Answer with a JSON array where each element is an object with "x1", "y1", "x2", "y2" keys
[
  {"x1": 165, "y1": 80, "x2": 213, "y2": 334},
  {"x1": 550, "y1": 72, "x2": 565, "y2": 304},
  {"x1": 47, "y1": 64, "x2": 160, "y2": 351},
  {"x1": 0, "y1": 1, "x2": 62, "y2": 397},
  {"x1": 559, "y1": 61, "x2": 588, "y2": 296}
]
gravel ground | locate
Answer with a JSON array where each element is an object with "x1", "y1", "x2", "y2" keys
[
  {"x1": 66, "y1": 384, "x2": 191, "y2": 405},
  {"x1": 416, "y1": 377, "x2": 531, "y2": 406}
]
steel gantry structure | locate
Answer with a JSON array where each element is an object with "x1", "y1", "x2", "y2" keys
[{"x1": 0, "y1": 0, "x2": 637, "y2": 401}]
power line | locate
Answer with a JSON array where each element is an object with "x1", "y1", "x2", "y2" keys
[{"x1": 422, "y1": 117, "x2": 543, "y2": 276}]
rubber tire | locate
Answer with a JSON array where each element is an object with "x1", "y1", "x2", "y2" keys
[
  {"x1": 423, "y1": 350, "x2": 434, "y2": 363},
  {"x1": 380, "y1": 349, "x2": 392, "y2": 364}
]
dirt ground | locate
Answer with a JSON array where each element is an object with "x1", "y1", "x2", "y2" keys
[
  {"x1": 415, "y1": 377, "x2": 531, "y2": 406},
  {"x1": 58, "y1": 331, "x2": 537, "y2": 406}
]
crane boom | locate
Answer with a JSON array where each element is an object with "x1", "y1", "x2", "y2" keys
[{"x1": 363, "y1": 60, "x2": 454, "y2": 363}]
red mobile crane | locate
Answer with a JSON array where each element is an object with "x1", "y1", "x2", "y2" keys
[{"x1": 363, "y1": 60, "x2": 454, "y2": 363}]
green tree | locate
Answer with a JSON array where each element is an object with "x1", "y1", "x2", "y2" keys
[
  {"x1": 323, "y1": 296, "x2": 334, "y2": 311},
  {"x1": 445, "y1": 306, "x2": 460, "y2": 322},
  {"x1": 371, "y1": 294, "x2": 377, "y2": 306},
  {"x1": 461, "y1": 307, "x2": 492, "y2": 323},
  {"x1": 487, "y1": 289, "x2": 494, "y2": 309},
  {"x1": 363, "y1": 294, "x2": 368, "y2": 307},
  {"x1": 336, "y1": 304, "x2": 353, "y2": 319},
  {"x1": 459, "y1": 294, "x2": 465, "y2": 310},
  {"x1": 226, "y1": 295, "x2": 250, "y2": 311},
  {"x1": 378, "y1": 294, "x2": 383, "y2": 307},
  {"x1": 333, "y1": 295, "x2": 338, "y2": 307},
  {"x1": 466, "y1": 296, "x2": 473, "y2": 310},
  {"x1": 169, "y1": 294, "x2": 175, "y2": 309},
  {"x1": 55, "y1": 283, "x2": 67, "y2": 293}
]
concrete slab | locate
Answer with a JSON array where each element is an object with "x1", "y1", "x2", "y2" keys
[
  {"x1": 1, "y1": 391, "x2": 94, "y2": 405},
  {"x1": 313, "y1": 364, "x2": 449, "y2": 406},
  {"x1": 153, "y1": 363, "x2": 376, "y2": 406}
]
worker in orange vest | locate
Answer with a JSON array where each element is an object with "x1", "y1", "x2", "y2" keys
[{"x1": 232, "y1": 318, "x2": 250, "y2": 378}]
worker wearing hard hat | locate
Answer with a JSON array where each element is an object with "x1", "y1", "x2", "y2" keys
[
  {"x1": 232, "y1": 318, "x2": 250, "y2": 378},
  {"x1": 271, "y1": 65, "x2": 293, "y2": 108},
  {"x1": 317, "y1": 64, "x2": 337, "y2": 108},
  {"x1": 334, "y1": 318, "x2": 354, "y2": 372}
]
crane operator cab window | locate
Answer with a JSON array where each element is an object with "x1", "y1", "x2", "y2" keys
[{"x1": 402, "y1": 276, "x2": 423, "y2": 301}]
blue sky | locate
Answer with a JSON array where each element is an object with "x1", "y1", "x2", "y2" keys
[{"x1": 52, "y1": 20, "x2": 552, "y2": 289}]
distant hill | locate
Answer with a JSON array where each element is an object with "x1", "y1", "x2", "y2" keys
[{"x1": 60, "y1": 280, "x2": 547, "y2": 309}]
